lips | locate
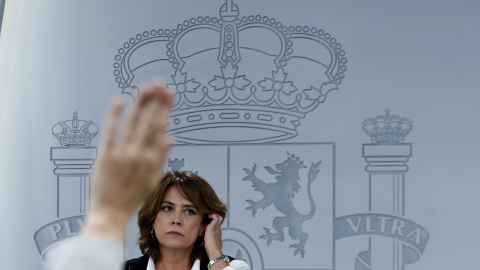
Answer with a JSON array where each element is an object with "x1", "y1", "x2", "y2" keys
[{"x1": 166, "y1": 231, "x2": 184, "y2": 236}]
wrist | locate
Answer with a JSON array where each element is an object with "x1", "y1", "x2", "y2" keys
[
  {"x1": 82, "y1": 206, "x2": 131, "y2": 243},
  {"x1": 207, "y1": 248, "x2": 224, "y2": 260},
  {"x1": 207, "y1": 255, "x2": 230, "y2": 270}
]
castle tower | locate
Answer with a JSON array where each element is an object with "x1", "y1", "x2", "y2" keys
[
  {"x1": 362, "y1": 110, "x2": 413, "y2": 270},
  {"x1": 51, "y1": 112, "x2": 98, "y2": 217}
]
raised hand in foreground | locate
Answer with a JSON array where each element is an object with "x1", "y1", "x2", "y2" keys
[{"x1": 84, "y1": 80, "x2": 174, "y2": 243}]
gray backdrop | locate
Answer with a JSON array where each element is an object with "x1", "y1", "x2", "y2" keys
[{"x1": 1, "y1": 1, "x2": 479, "y2": 270}]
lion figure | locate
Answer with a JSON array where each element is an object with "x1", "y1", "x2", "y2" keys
[{"x1": 243, "y1": 154, "x2": 321, "y2": 257}]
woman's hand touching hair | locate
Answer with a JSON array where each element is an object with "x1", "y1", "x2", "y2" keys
[{"x1": 204, "y1": 213, "x2": 229, "y2": 270}]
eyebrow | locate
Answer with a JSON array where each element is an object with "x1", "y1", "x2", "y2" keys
[{"x1": 162, "y1": 201, "x2": 197, "y2": 209}]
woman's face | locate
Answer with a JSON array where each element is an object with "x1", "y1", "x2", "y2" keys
[{"x1": 153, "y1": 185, "x2": 204, "y2": 252}]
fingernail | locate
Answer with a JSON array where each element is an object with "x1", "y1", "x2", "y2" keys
[
  {"x1": 164, "y1": 86, "x2": 176, "y2": 98},
  {"x1": 152, "y1": 77, "x2": 167, "y2": 88}
]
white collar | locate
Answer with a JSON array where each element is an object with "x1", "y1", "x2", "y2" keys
[{"x1": 146, "y1": 257, "x2": 201, "y2": 270}]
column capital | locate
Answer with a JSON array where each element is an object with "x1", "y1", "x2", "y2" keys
[
  {"x1": 363, "y1": 143, "x2": 412, "y2": 173},
  {"x1": 50, "y1": 147, "x2": 97, "y2": 176}
]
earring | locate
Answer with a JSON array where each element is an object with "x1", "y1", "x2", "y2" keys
[
  {"x1": 198, "y1": 237, "x2": 205, "y2": 246},
  {"x1": 151, "y1": 230, "x2": 156, "y2": 241}
]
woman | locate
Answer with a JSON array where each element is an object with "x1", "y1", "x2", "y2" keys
[{"x1": 125, "y1": 171, "x2": 250, "y2": 270}]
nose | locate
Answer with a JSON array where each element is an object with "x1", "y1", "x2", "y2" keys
[{"x1": 171, "y1": 211, "x2": 182, "y2": 225}]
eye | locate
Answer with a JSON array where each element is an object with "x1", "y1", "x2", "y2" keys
[
  {"x1": 161, "y1": 205, "x2": 173, "y2": 212},
  {"x1": 185, "y1": 208, "x2": 197, "y2": 215}
]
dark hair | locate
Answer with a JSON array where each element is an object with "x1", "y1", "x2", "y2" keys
[{"x1": 137, "y1": 171, "x2": 227, "y2": 264}]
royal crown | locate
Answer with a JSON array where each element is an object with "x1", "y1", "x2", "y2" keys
[
  {"x1": 362, "y1": 110, "x2": 413, "y2": 144},
  {"x1": 52, "y1": 112, "x2": 99, "y2": 147},
  {"x1": 287, "y1": 151, "x2": 307, "y2": 169},
  {"x1": 113, "y1": 0, "x2": 347, "y2": 144}
]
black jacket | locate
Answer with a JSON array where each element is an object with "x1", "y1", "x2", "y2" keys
[
  {"x1": 124, "y1": 255, "x2": 149, "y2": 270},
  {"x1": 124, "y1": 255, "x2": 235, "y2": 270}
]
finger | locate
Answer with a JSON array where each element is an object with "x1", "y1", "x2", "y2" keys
[
  {"x1": 209, "y1": 213, "x2": 222, "y2": 221},
  {"x1": 153, "y1": 135, "x2": 175, "y2": 169},
  {"x1": 135, "y1": 81, "x2": 173, "y2": 147},
  {"x1": 150, "y1": 83, "x2": 173, "y2": 138},
  {"x1": 215, "y1": 216, "x2": 224, "y2": 230},
  {"x1": 155, "y1": 85, "x2": 175, "y2": 135},
  {"x1": 134, "y1": 96, "x2": 162, "y2": 146},
  {"x1": 207, "y1": 214, "x2": 223, "y2": 230},
  {"x1": 152, "y1": 87, "x2": 174, "y2": 150},
  {"x1": 123, "y1": 84, "x2": 156, "y2": 142},
  {"x1": 101, "y1": 98, "x2": 123, "y2": 149},
  {"x1": 146, "y1": 137, "x2": 175, "y2": 191}
]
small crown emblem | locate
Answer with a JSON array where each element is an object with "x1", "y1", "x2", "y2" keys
[
  {"x1": 113, "y1": 0, "x2": 347, "y2": 143},
  {"x1": 52, "y1": 112, "x2": 98, "y2": 147},
  {"x1": 287, "y1": 151, "x2": 307, "y2": 169},
  {"x1": 362, "y1": 110, "x2": 413, "y2": 144}
]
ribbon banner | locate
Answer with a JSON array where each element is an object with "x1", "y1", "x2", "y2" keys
[
  {"x1": 34, "y1": 215, "x2": 86, "y2": 257},
  {"x1": 335, "y1": 213, "x2": 429, "y2": 264}
]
